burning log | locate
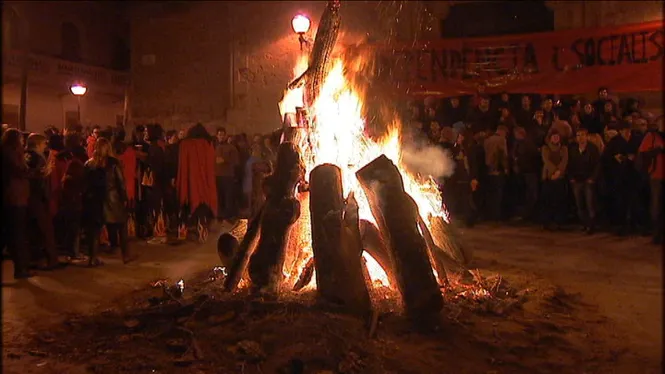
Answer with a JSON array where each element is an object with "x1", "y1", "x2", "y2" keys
[
  {"x1": 292, "y1": 257, "x2": 314, "y2": 291},
  {"x1": 428, "y1": 215, "x2": 473, "y2": 266},
  {"x1": 288, "y1": 0, "x2": 341, "y2": 107},
  {"x1": 358, "y1": 219, "x2": 397, "y2": 287},
  {"x1": 356, "y1": 155, "x2": 443, "y2": 325},
  {"x1": 217, "y1": 233, "x2": 239, "y2": 269},
  {"x1": 247, "y1": 142, "x2": 304, "y2": 295},
  {"x1": 309, "y1": 164, "x2": 371, "y2": 314},
  {"x1": 223, "y1": 207, "x2": 262, "y2": 292}
]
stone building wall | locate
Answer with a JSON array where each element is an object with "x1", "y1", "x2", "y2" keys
[
  {"x1": 129, "y1": 1, "x2": 664, "y2": 135},
  {"x1": 1, "y1": 1, "x2": 129, "y2": 133}
]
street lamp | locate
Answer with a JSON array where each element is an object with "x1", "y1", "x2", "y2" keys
[
  {"x1": 70, "y1": 83, "x2": 87, "y2": 125},
  {"x1": 291, "y1": 14, "x2": 311, "y2": 51}
]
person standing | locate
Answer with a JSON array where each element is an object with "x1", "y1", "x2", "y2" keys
[
  {"x1": 2, "y1": 129, "x2": 33, "y2": 278},
  {"x1": 602, "y1": 122, "x2": 636, "y2": 235},
  {"x1": 483, "y1": 125, "x2": 509, "y2": 222},
  {"x1": 511, "y1": 127, "x2": 541, "y2": 221},
  {"x1": 568, "y1": 128, "x2": 601, "y2": 233},
  {"x1": 82, "y1": 138, "x2": 134, "y2": 266},
  {"x1": 25, "y1": 133, "x2": 64, "y2": 270},
  {"x1": 86, "y1": 126, "x2": 100, "y2": 159},
  {"x1": 145, "y1": 124, "x2": 167, "y2": 239},
  {"x1": 164, "y1": 130, "x2": 180, "y2": 233},
  {"x1": 638, "y1": 122, "x2": 664, "y2": 244},
  {"x1": 215, "y1": 128, "x2": 239, "y2": 222},
  {"x1": 59, "y1": 133, "x2": 88, "y2": 261},
  {"x1": 541, "y1": 130, "x2": 569, "y2": 230},
  {"x1": 243, "y1": 143, "x2": 272, "y2": 221}
]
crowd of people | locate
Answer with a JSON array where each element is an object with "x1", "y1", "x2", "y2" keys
[
  {"x1": 405, "y1": 86, "x2": 663, "y2": 245},
  {"x1": 2, "y1": 85, "x2": 662, "y2": 280},
  {"x1": 1, "y1": 122, "x2": 279, "y2": 279}
]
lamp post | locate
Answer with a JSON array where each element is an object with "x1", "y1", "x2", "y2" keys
[
  {"x1": 291, "y1": 14, "x2": 311, "y2": 50},
  {"x1": 69, "y1": 83, "x2": 87, "y2": 125}
]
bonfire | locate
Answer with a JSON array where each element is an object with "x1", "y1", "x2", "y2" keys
[{"x1": 219, "y1": 0, "x2": 474, "y2": 327}]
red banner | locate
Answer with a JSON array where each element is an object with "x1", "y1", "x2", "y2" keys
[{"x1": 363, "y1": 21, "x2": 664, "y2": 97}]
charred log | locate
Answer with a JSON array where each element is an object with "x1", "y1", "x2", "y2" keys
[
  {"x1": 223, "y1": 208, "x2": 262, "y2": 292},
  {"x1": 288, "y1": 0, "x2": 341, "y2": 107},
  {"x1": 356, "y1": 155, "x2": 443, "y2": 324},
  {"x1": 247, "y1": 142, "x2": 304, "y2": 295},
  {"x1": 217, "y1": 233, "x2": 240, "y2": 270},
  {"x1": 292, "y1": 257, "x2": 315, "y2": 291},
  {"x1": 358, "y1": 219, "x2": 397, "y2": 288},
  {"x1": 309, "y1": 164, "x2": 371, "y2": 315},
  {"x1": 428, "y1": 215, "x2": 472, "y2": 266}
]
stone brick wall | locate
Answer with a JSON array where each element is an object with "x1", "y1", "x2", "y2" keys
[
  {"x1": 130, "y1": 1, "x2": 435, "y2": 134},
  {"x1": 1, "y1": 1, "x2": 129, "y2": 133},
  {"x1": 129, "y1": 1, "x2": 664, "y2": 134}
]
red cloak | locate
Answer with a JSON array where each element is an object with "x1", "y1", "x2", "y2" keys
[
  {"x1": 86, "y1": 136, "x2": 96, "y2": 158},
  {"x1": 117, "y1": 146, "x2": 137, "y2": 202},
  {"x1": 176, "y1": 138, "x2": 217, "y2": 217}
]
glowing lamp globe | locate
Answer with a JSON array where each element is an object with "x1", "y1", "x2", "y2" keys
[
  {"x1": 70, "y1": 84, "x2": 87, "y2": 96},
  {"x1": 292, "y1": 15, "x2": 310, "y2": 34}
]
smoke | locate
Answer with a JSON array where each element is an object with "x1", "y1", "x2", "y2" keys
[{"x1": 400, "y1": 141, "x2": 456, "y2": 180}]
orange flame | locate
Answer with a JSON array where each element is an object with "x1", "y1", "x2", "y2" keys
[
  {"x1": 127, "y1": 215, "x2": 136, "y2": 238},
  {"x1": 153, "y1": 211, "x2": 167, "y2": 238},
  {"x1": 197, "y1": 219, "x2": 208, "y2": 243},
  {"x1": 177, "y1": 223, "x2": 188, "y2": 240},
  {"x1": 279, "y1": 51, "x2": 449, "y2": 292}
]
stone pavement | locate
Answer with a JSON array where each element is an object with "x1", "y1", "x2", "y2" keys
[{"x1": 1, "y1": 230, "x2": 224, "y2": 342}]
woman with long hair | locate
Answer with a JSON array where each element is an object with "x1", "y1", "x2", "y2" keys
[
  {"x1": 82, "y1": 137, "x2": 135, "y2": 266},
  {"x1": 2, "y1": 128, "x2": 33, "y2": 278}
]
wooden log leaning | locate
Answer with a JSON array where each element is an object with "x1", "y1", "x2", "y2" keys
[
  {"x1": 217, "y1": 233, "x2": 240, "y2": 270},
  {"x1": 223, "y1": 208, "x2": 262, "y2": 292},
  {"x1": 340, "y1": 191, "x2": 372, "y2": 314},
  {"x1": 417, "y1": 215, "x2": 468, "y2": 285},
  {"x1": 247, "y1": 142, "x2": 304, "y2": 296},
  {"x1": 309, "y1": 164, "x2": 371, "y2": 315},
  {"x1": 358, "y1": 219, "x2": 397, "y2": 288},
  {"x1": 356, "y1": 155, "x2": 443, "y2": 325},
  {"x1": 428, "y1": 215, "x2": 473, "y2": 266}
]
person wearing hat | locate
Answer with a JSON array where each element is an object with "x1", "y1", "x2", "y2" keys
[
  {"x1": 541, "y1": 129, "x2": 568, "y2": 230},
  {"x1": 601, "y1": 121, "x2": 637, "y2": 235}
]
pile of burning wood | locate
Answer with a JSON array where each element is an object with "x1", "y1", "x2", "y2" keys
[
  {"x1": 218, "y1": 147, "x2": 475, "y2": 328},
  {"x1": 217, "y1": 0, "x2": 476, "y2": 329}
]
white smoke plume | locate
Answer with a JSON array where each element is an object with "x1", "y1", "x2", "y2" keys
[{"x1": 400, "y1": 142, "x2": 456, "y2": 180}]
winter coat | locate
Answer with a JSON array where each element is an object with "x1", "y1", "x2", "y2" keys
[
  {"x1": 512, "y1": 138, "x2": 541, "y2": 175},
  {"x1": 541, "y1": 142, "x2": 568, "y2": 180},
  {"x1": 2, "y1": 149, "x2": 30, "y2": 207},
  {"x1": 567, "y1": 142, "x2": 601, "y2": 182},
  {"x1": 25, "y1": 150, "x2": 49, "y2": 204},
  {"x1": 82, "y1": 157, "x2": 128, "y2": 225}
]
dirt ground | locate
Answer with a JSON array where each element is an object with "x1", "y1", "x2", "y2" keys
[{"x1": 2, "y1": 224, "x2": 662, "y2": 374}]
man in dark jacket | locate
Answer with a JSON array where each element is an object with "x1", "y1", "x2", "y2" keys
[
  {"x1": 25, "y1": 134, "x2": 64, "y2": 270},
  {"x1": 466, "y1": 96, "x2": 494, "y2": 134},
  {"x1": 512, "y1": 127, "x2": 541, "y2": 221},
  {"x1": 568, "y1": 128, "x2": 601, "y2": 233},
  {"x1": 515, "y1": 95, "x2": 535, "y2": 130},
  {"x1": 602, "y1": 122, "x2": 637, "y2": 235}
]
